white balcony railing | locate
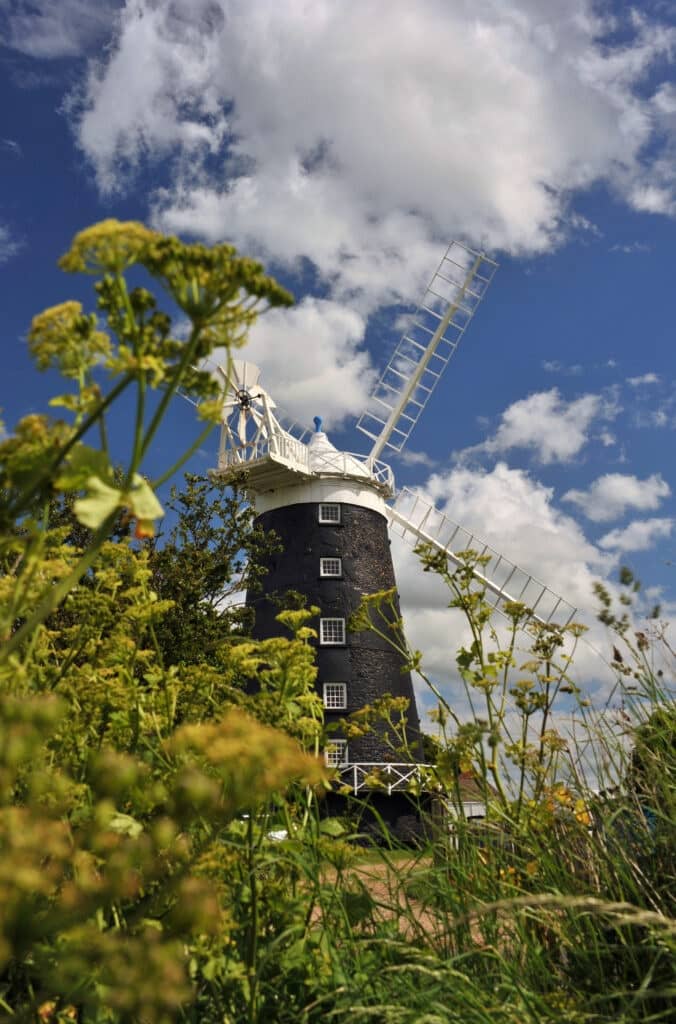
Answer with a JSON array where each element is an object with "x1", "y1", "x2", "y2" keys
[
  {"x1": 337, "y1": 762, "x2": 430, "y2": 795},
  {"x1": 218, "y1": 432, "x2": 395, "y2": 493}
]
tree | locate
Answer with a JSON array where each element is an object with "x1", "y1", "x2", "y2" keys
[{"x1": 147, "y1": 474, "x2": 279, "y2": 668}]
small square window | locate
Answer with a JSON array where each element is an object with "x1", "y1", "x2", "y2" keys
[
  {"x1": 323, "y1": 682, "x2": 347, "y2": 710},
  {"x1": 324, "y1": 739, "x2": 348, "y2": 767},
  {"x1": 320, "y1": 557, "x2": 342, "y2": 577},
  {"x1": 320, "y1": 618, "x2": 346, "y2": 645},
  {"x1": 318, "y1": 503, "x2": 341, "y2": 524}
]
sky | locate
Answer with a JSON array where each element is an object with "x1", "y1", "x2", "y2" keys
[{"x1": 1, "y1": 0, "x2": 676, "y2": 734}]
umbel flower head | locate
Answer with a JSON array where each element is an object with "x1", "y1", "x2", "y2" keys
[
  {"x1": 58, "y1": 219, "x2": 293, "y2": 349},
  {"x1": 28, "y1": 301, "x2": 110, "y2": 378},
  {"x1": 59, "y1": 220, "x2": 158, "y2": 274}
]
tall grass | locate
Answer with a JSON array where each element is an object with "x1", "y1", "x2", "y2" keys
[{"x1": 198, "y1": 561, "x2": 674, "y2": 1024}]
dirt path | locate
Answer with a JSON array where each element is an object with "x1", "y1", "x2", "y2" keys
[{"x1": 318, "y1": 854, "x2": 492, "y2": 949}]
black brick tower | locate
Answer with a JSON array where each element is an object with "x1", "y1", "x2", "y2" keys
[{"x1": 248, "y1": 498, "x2": 421, "y2": 764}]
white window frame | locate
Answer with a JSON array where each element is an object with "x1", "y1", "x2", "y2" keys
[
  {"x1": 319, "y1": 556, "x2": 342, "y2": 578},
  {"x1": 320, "y1": 617, "x2": 346, "y2": 645},
  {"x1": 323, "y1": 682, "x2": 348, "y2": 710},
  {"x1": 324, "y1": 739, "x2": 348, "y2": 767},
  {"x1": 318, "y1": 502, "x2": 341, "y2": 524}
]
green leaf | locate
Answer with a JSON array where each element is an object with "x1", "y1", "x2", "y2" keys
[
  {"x1": 342, "y1": 887, "x2": 375, "y2": 925},
  {"x1": 73, "y1": 475, "x2": 122, "y2": 529},
  {"x1": 128, "y1": 474, "x2": 164, "y2": 522},
  {"x1": 319, "y1": 817, "x2": 346, "y2": 837},
  {"x1": 56, "y1": 444, "x2": 112, "y2": 491}
]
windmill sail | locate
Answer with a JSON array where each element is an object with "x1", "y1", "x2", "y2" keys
[
  {"x1": 388, "y1": 488, "x2": 577, "y2": 628},
  {"x1": 357, "y1": 241, "x2": 497, "y2": 460}
]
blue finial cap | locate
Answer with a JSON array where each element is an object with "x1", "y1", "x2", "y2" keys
[{"x1": 313, "y1": 415, "x2": 323, "y2": 433}]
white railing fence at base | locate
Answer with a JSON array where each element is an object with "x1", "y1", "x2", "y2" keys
[{"x1": 336, "y1": 762, "x2": 431, "y2": 795}]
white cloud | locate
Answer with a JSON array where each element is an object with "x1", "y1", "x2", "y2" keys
[
  {"x1": 0, "y1": 224, "x2": 20, "y2": 264},
  {"x1": 0, "y1": 138, "x2": 22, "y2": 157},
  {"x1": 599, "y1": 517, "x2": 674, "y2": 553},
  {"x1": 208, "y1": 298, "x2": 375, "y2": 430},
  {"x1": 63, "y1": 0, "x2": 676, "y2": 314},
  {"x1": 627, "y1": 372, "x2": 660, "y2": 386},
  {"x1": 629, "y1": 185, "x2": 674, "y2": 215},
  {"x1": 422, "y1": 463, "x2": 610, "y2": 608},
  {"x1": 0, "y1": 0, "x2": 119, "y2": 59},
  {"x1": 632, "y1": 396, "x2": 676, "y2": 429},
  {"x1": 568, "y1": 211, "x2": 601, "y2": 237},
  {"x1": 653, "y1": 82, "x2": 676, "y2": 116},
  {"x1": 396, "y1": 449, "x2": 437, "y2": 470},
  {"x1": 391, "y1": 461, "x2": 618, "y2": 713},
  {"x1": 610, "y1": 241, "x2": 650, "y2": 254},
  {"x1": 542, "y1": 360, "x2": 583, "y2": 375},
  {"x1": 563, "y1": 472, "x2": 671, "y2": 522},
  {"x1": 463, "y1": 388, "x2": 615, "y2": 464}
]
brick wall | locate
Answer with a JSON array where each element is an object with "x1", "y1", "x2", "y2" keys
[{"x1": 247, "y1": 500, "x2": 422, "y2": 762}]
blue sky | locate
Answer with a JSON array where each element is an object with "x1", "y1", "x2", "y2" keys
[{"x1": 1, "y1": 0, "x2": 675, "y2": 717}]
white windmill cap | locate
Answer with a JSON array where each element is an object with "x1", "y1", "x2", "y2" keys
[{"x1": 307, "y1": 427, "x2": 370, "y2": 479}]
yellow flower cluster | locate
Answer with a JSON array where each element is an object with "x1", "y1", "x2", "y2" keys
[
  {"x1": 29, "y1": 301, "x2": 110, "y2": 378},
  {"x1": 59, "y1": 219, "x2": 158, "y2": 274},
  {"x1": 165, "y1": 709, "x2": 326, "y2": 819}
]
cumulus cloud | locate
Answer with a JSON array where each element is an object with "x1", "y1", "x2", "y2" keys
[
  {"x1": 396, "y1": 449, "x2": 438, "y2": 469},
  {"x1": 422, "y1": 462, "x2": 610, "y2": 608},
  {"x1": 462, "y1": 388, "x2": 616, "y2": 464},
  {"x1": 0, "y1": 0, "x2": 120, "y2": 59},
  {"x1": 62, "y1": 0, "x2": 676, "y2": 312},
  {"x1": 627, "y1": 372, "x2": 660, "y2": 386},
  {"x1": 391, "y1": 461, "x2": 617, "y2": 716},
  {"x1": 599, "y1": 517, "x2": 674, "y2": 553},
  {"x1": 207, "y1": 298, "x2": 375, "y2": 430},
  {"x1": 563, "y1": 472, "x2": 671, "y2": 522}
]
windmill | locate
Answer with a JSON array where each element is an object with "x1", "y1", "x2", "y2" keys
[{"x1": 211, "y1": 242, "x2": 577, "y2": 810}]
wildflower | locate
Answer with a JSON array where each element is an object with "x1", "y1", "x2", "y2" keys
[
  {"x1": 29, "y1": 301, "x2": 110, "y2": 378},
  {"x1": 134, "y1": 519, "x2": 156, "y2": 540},
  {"x1": 574, "y1": 798, "x2": 591, "y2": 827},
  {"x1": 59, "y1": 219, "x2": 158, "y2": 274}
]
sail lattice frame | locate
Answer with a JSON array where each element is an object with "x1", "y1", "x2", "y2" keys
[
  {"x1": 388, "y1": 488, "x2": 578, "y2": 628},
  {"x1": 357, "y1": 241, "x2": 498, "y2": 458}
]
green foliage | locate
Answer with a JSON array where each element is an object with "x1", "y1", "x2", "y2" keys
[
  {"x1": 0, "y1": 222, "x2": 327, "y2": 1021},
  {"x1": 344, "y1": 547, "x2": 675, "y2": 1022},
  {"x1": 146, "y1": 474, "x2": 279, "y2": 668}
]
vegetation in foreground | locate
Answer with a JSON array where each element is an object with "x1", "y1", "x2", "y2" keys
[{"x1": 0, "y1": 221, "x2": 673, "y2": 1022}]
